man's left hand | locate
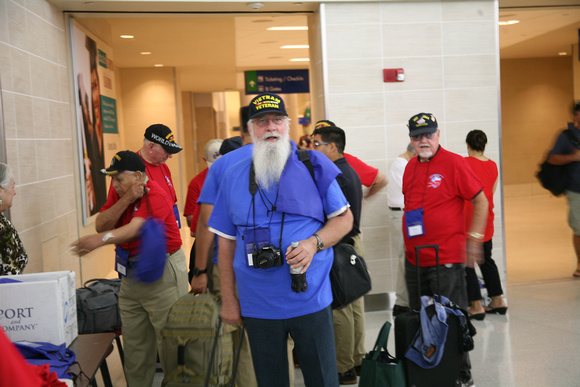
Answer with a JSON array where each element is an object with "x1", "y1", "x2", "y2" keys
[{"x1": 285, "y1": 237, "x2": 317, "y2": 274}]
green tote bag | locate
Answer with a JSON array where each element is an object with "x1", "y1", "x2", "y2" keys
[{"x1": 359, "y1": 321, "x2": 406, "y2": 387}]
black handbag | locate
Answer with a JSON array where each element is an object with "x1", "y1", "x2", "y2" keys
[{"x1": 330, "y1": 242, "x2": 372, "y2": 309}]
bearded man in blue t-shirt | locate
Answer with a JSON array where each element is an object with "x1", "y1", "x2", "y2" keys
[{"x1": 208, "y1": 92, "x2": 353, "y2": 387}]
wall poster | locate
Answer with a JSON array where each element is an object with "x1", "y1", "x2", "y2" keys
[{"x1": 70, "y1": 20, "x2": 119, "y2": 225}]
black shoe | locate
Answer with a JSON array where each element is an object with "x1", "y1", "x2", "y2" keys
[
  {"x1": 338, "y1": 368, "x2": 357, "y2": 385},
  {"x1": 354, "y1": 365, "x2": 361, "y2": 376},
  {"x1": 392, "y1": 304, "x2": 411, "y2": 317}
]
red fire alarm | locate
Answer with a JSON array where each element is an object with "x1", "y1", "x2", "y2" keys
[{"x1": 383, "y1": 68, "x2": 405, "y2": 82}]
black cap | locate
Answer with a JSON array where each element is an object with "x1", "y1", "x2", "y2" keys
[
  {"x1": 219, "y1": 136, "x2": 243, "y2": 155},
  {"x1": 101, "y1": 151, "x2": 146, "y2": 176},
  {"x1": 248, "y1": 93, "x2": 288, "y2": 119},
  {"x1": 315, "y1": 120, "x2": 336, "y2": 129},
  {"x1": 408, "y1": 113, "x2": 438, "y2": 137},
  {"x1": 144, "y1": 124, "x2": 182, "y2": 154}
]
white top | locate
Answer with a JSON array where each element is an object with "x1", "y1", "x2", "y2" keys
[{"x1": 387, "y1": 156, "x2": 408, "y2": 208}]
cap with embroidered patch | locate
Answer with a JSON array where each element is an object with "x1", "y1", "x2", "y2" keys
[
  {"x1": 249, "y1": 93, "x2": 288, "y2": 119},
  {"x1": 144, "y1": 124, "x2": 183, "y2": 154},
  {"x1": 408, "y1": 113, "x2": 438, "y2": 137},
  {"x1": 204, "y1": 139, "x2": 223, "y2": 167},
  {"x1": 101, "y1": 150, "x2": 146, "y2": 176},
  {"x1": 315, "y1": 120, "x2": 336, "y2": 129}
]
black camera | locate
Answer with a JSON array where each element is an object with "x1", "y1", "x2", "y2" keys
[{"x1": 252, "y1": 245, "x2": 283, "y2": 269}]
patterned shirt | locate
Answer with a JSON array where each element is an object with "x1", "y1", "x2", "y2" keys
[{"x1": 0, "y1": 214, "x2": 28, "y2": 275}]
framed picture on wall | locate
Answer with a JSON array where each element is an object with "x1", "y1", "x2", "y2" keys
[{"x1": 70, "y1": 20, "x2": 119, "y2": 225}]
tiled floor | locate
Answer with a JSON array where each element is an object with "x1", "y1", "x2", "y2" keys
[{"x1": 97, "y1": 194, "x2": 580, "y2": 386}]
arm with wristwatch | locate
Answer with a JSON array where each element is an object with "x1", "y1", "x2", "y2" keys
[
  {"x1": 284, "y1": 207, "x2": 354, "y2": 274},
  {"x1": 466, "y1": 191, "x2": 488, "y2": 267}
]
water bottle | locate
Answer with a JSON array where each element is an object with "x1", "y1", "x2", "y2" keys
[
  {"x1": 290, "y1": 241, "x2": 303, "y2": 274},
  {"x1": 290, "y1": 241, "x2": 308, "y2": 293}
]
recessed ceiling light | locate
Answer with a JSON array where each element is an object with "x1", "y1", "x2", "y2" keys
[
  {"x1": 120, "y1": 35, "x2": 134, "y2": 39},
  {"x1": 558, "y1": 52, "x2": 568, "y2": 56},
  {"x1": 268, "y1": 26, "x2": 308, "y2": 31},
  {"x1": 140, "y1": 52, "x2": 151, "y2": 55},
  {"x1": 498, "y1": 20, "x2": 519, "y2": 26},
  {"x1": 281, "y1": 45, "x2": 309, "y2": 49},
  {"x1": 290, "y1": 58, "x2": 310, "y2": 62},
  {"x1": 154, "y1": 64, "x2": 164, "y2": 67}
]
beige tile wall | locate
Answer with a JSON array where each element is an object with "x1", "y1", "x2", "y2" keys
[
  {"x1": 321, "y1": 1, "x2": 503, "y2": 296},
  {"x1": 0, "y1": 0, "x2": 82, "y2": 279}
]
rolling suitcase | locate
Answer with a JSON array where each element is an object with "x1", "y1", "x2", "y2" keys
[{"x1": 394, "y1": 245, "x2": 464, "y2": 387}]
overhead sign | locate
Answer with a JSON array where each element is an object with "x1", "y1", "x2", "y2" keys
[{"x1": 245, "y1": 70, "x2": 309, "y2": 94}]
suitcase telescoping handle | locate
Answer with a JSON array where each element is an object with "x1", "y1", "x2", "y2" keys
[{"x1": 414, "y1": 244, "x2": 441, "y2": 304}]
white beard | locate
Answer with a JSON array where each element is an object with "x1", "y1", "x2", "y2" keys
[{"x1": 252, "y1": 131, "x2": 291, "y2": 190}]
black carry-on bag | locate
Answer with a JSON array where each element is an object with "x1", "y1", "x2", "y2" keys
[{"x1": 394, "y1": 245, "x2": 466, "y2": 387}]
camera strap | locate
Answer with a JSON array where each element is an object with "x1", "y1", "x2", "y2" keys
[{"x1": 249, "y1": 162, "x2": 285, "y2": 250}]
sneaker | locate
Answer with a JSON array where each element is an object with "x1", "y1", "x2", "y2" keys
[
  {"x1": 461, "y1": 377, "x2": 475, "y2": 387},
  {"x1": 338, "y1": 368, "x2": 357, "y2": 385}
]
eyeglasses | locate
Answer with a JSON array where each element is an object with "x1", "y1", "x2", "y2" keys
[
  {"x1": 410, "y1": 132, "x2": 436, "y2": 141},
  {"x1": 253, "y1": 116, "x2": 286, "y2": 128},
  {"x1": 313, "y1": 141, "x2": 330, "y2": 148}
]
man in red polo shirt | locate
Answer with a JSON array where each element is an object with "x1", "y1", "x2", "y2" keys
[
  {"x1": 402, "y1": 113, "x2": 487, "y2": 387},
  {"x1": 72, "y1": 150, "x2": 188, "y2": 387},
  {"x1": 97, "y1": 124, "x2": 183, "y2": 233}
]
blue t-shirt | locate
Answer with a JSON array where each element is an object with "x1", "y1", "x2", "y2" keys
[
  {"x1": 198, "y1": 144, "x2": 254, "y2": 205},
  {"x1": 550, "y1": 124, "x2": 580, "y2": 192},
  {"x1": 208, "y1": 145, "x2": 348, "y2": 319}
]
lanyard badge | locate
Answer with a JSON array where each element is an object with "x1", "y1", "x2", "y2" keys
[{"x1": 405, "y1": 208, "x2": 425, "y2": 238}]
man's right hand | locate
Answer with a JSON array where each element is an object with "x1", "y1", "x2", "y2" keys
[
  {"x1": 125, "y1": 180, "x2": 146, "y2": 203},
  {"x1": 190, "y1": 274, "x2": 208, "y2": 294},
  {"x1": 221, "y1": 298, "x2": 243, "y2": 327}
]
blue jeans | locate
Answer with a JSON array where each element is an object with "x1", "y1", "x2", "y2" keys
[{"x1": 244, "y1": 306, "x2": 338, "y2": 387}]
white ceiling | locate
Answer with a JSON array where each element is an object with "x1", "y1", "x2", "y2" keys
[
  {"x1": 58, "y1": 1, "x2": 580, "y2": 92},
  {"x1": 500, "y1": 6, "x2": 580, "y2": 59}
]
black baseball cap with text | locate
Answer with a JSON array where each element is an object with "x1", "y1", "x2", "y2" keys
[
  {"x1": 408, "y1": 113, "x2": 438, "y2": 137},
  {"x1": 248, "y1": 93, "x2": 288, "y2": 119},
  {"x1": 144, "y1": 124, "x2": 183, "y2": 154}
]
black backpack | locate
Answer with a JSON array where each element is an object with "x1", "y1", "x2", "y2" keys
[{"x1": 536, "y1": 129, "x2": 580, "y2": 196}]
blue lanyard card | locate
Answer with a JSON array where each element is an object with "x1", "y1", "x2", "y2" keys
[
  {"x1": 243, "y1": 228, "x2": 270, "y2": 267},
  {"x1": 173, "y1": 204, "x2": 181, "y2": 229},
  {"x1": 405, "y1": 208, "x2": 425, "y2": 238},
  {"x1": 115, "y1": 246, "x2": 130, "y2": 276}
]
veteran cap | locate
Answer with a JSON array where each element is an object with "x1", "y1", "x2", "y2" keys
[
  {"x1": 101, "y1": 150, "x2": 146, "y2": 176},
  {"x1": 144, "y1": 124, "x2": 183, "y2": 154},
  {"x1": 315, "y1": 119, "x2": 337, "y2": 129},
  {"x1": 408, "y1": 113, "x2": 438, "y2": 137},
  {"x1": 248, "y1": 93, "x2": 288, "y2": 119},
  {"x1": 204, "y1": 139, "x2": 223, "y2": 167}
]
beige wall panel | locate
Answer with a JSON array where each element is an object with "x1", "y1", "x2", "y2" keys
[
  {"x1": 323, "y1": 1, "x2": 501, "y2": 297},
  {"x1": 327, "y1": 58, "x2": 383, "y2": 94}
]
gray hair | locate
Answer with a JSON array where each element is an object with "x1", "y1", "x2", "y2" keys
[
  {"x1": 407, "y1": 142, "x2": 416, "y2": 154},
  {"x1": 0, "y1": 163, "x2": 14, "y2": 189}
]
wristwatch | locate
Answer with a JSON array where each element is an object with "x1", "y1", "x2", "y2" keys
[
  {"x1": 313, "y1": 233, "x2": 324, "y2": 253},
  {"x1": 192, "y1": 267, "x2": 207, "y2": 277}
]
